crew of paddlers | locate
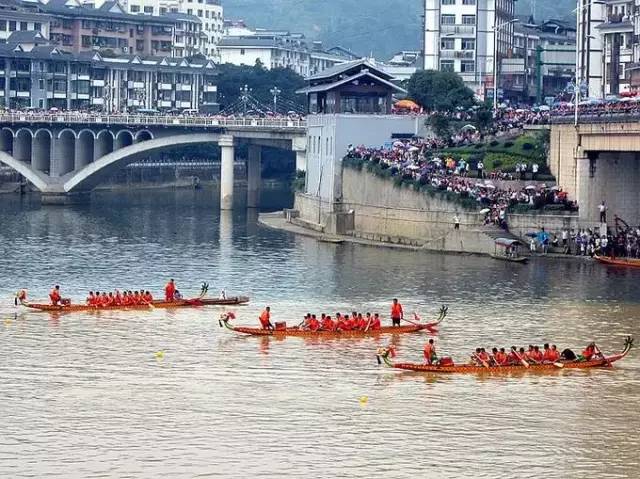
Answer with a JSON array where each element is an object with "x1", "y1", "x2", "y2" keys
[
  {"x1": 48, "y1": 280, "x2": 182, "y2": 307},
  {"x1": 421, "y1": 340, "x2": 604, "y2": 366}
]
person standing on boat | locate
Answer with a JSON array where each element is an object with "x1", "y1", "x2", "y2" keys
[
  {"x1": 599, "y1": 201, "x2": 607, "y2": 223},
  {"x1": 165, "y1": 279, "x2": 176, "y2": 302},
  {"x1": 49, "y1": 285, "x2": 61, "y2": 305},
  {"x1": 391, "y1": 299, "x2": 404, "y2": 327},
  {"x1": 259, "y1": 306, "x2": 273, "y2": 330},
  {"x1": 423, "y1": 339, "x2": 437, "y2": 365}
]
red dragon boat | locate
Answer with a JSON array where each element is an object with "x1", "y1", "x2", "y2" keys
[
  {"x1": 16, "y1": 283, "x2": 249, "y2": 313},
  {"x1": 219, "y1": 306, "x2": 447, "y2": 338},
  {"x1": 376, "y1": 336, "x2": 633, "y2": 373},
  {"x1": 594, "y1": 255, "x2": 640, "y2": 268}
]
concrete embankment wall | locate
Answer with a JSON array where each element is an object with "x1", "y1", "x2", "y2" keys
[{"x1": 295, "y1": 167, "x2": 499, "y2": 255}]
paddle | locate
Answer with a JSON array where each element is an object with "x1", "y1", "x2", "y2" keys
[
  {"x1": 472, "y1": 353, "x2": 490, "y2": 368},
  {"x1": 512, "y1": 350, "x2": 530, "y2": 368},
  {"x1": 363, "y1": 316, "x2": 373, "y2": 333},
  {"x1": 593, "y1": 344, "x2": 611, "y2": 367}
]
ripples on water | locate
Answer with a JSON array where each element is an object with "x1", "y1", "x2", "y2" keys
[{"x1": 0, "y1": 190, "x2": 639, "y2": 478}]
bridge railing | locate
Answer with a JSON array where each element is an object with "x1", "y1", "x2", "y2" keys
[{"x1": 0, "y1": 113, "x2": 307, "y2": 130}]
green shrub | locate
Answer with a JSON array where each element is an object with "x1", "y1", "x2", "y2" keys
[
  {"x1": 503, "y1": 141, "x2": 514, "y2": 148},
  {"x1": 492, "y1": 159, "x2": 503, "y2": 168},
  {"x1": 489, "y1": 140, "x2": 499, "y2": 147},
  {"x1": 522, "y1": 142, "x2": 534, "y2": 151}
]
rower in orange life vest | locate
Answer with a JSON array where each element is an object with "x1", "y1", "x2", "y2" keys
[
  {"x1": 423, "y1": 339, "x2": 437, "y2": 365},
  {"x1": 165, "y1": 279, "x2": 176, "y2": 302},
  {"x1": 259, "y1": 306, "x2": 273, "y2": 330},
  {"x1": 86, "y1": 291, "x2": 95, "y2": 306},
  {"x1": 494, "y1": 347, "x2": 509, "y2": 366},
  {"x1": 321, "y1": 315, "x2": 335, "y2": 331},
  {"x1": 391, "y1": 298, "x2": 403, "y2": 327},
  {"x1": 370, "y1": 313, "x2": 382, "y2": 330},
  {"x1": 581, "y1": 342, "x2": 598, "y2": 361},
  {"x1": 307, "y1": 315, "x2": 320, "y2": 331},
  {"x1": 49, "y1": 285, "x2": 62, "y2": 305}
]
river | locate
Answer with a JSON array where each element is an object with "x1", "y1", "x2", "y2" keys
[{"x1": 1, "y1": 189, "x2": 639, "y2": 478}]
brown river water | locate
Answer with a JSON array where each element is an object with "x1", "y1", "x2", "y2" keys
[{"x1": 0, "y1": 189, "x2": 639, "y2": 478}]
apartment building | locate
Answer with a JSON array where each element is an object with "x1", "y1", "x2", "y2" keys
[
  {"x1": 423, "y1": 0, "x2": 516, "y2": 98},
  {"x1": 0, "y1": 37, "x2": 218, "y2": 111},
  {"x1": 0, "y1": 0, "x2": 51, "y2": 43}
]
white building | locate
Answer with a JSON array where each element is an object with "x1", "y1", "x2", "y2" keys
[
  {"x1": 119, "y1": 0, "x2": 223, "y2": 59},
  {"x1": 423, "y1": 0, "x2": 516, "y2": 98},
  {"x1": 219, "y1": 21, "x2": 347, "y2": 76}
]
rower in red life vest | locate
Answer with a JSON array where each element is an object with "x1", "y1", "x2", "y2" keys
[
  {"x1": 335, "y1": 315, "x2": 348, "y2": 331},
  {"x1": 478, "y1": 348, "x2": 490, "y2": 364},
  {"x1": 86, "y1": 291, "x2": 95, "y2": 306},
  {"x1": 133, "y1": 291, "x2": 141, "y2": 305},
  {"x1": 321, "y1": 315, "x2": 335, "y2": 331},
  {"x1": 495, "y1": 348, "x2": 509, "y2": 366},
  {"x1": 99, "y1": 292, "x2": 110, "y2": 307},
  {"x1": 423, "y1": 338, "x2": 437, "y2": 365},
  {"x1": 507, "y1": 346, "x2": 520, "y2": 365},
  {"x1": 113, "y1": 290, "x2": 122, "y2": 306},
  {"x1": 581, "y1": 342, "x2": 597, "y2": 361},
  {"x1": 530, "y1": 345, "x2": 544, "y2": 363},
  {"x1": 391, "y1": 299, "x2": 404, "y2": 327},
  {"x1": 49, "y1": 285, "x2": 62, "y2": 305},
  {"x1": 370, "y1": 313, "x2": 382, "y2": 330},
  {"x1": 143, "y1": 291, "x2": 153, "y2": 303},
  {"x1": 356, "y1": 313, "x2": 366, "y2": 330},
  {"x1": 165, "y1": 279, "x2": 176, "y2": 302},
  {"x1": 308, "y1": 315, "x2": 320, "y2": 331},
  {"x1": 259, "y1": 306, "x2": 273, "y2": 330},
  {"x1": 107, "y1": 292, "x2": 115, "y2": 306}
]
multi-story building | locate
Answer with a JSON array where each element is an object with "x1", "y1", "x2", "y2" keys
[
  {"x1": 165, "y1": 12, "x2": 204, "y2": 58},
  {"x1": 0, "y1": 36, "x2": 218, "y2": 111},
  {"x1": 41, "y1": 0, "x2": 175, "y2": 56},
  {"x1": 0, "y1": 0, "x2": 51, "y2": 43},
  {"x1": 423, "y1": 0, "x2": 516, "y2": 99},
  {"x1": 121, "y1": 0, "x2": 222, "y2": 59},
  {"x1": 219, "y1": 21, "x2": 347, "y2": 77}
]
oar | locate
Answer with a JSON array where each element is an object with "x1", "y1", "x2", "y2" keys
[
  {"x1": 513, "y1": 350, "x2": 530, "y2": 368},
  {"x1": 472, "y1": 353, "x2": 490, "y2": 368},
  {"x1": 593, "y1": 344, "x2": 611, "y2": 367},
  {"x1": 363, "y1": 316, "x2": 373, "y2": 333}
]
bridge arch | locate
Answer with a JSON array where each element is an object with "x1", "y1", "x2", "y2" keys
[
  {"x1": 57, "y1": 129, "x2": 76, "y2": 175},
  {"x1": 64, "y1": 133, "x2": 221, "y2": 193},
  {"x1": 0, "y1": 128, "x2": 13, "y2": 153},
  {"x1": 115, "y1": 130, "x2": 133, "y2": 149},
  {"x1": 0, "y1": 151, "x2": 50, "y2": 191},
  {"x1": 14, "y1": 128, "x2": 32, "y2": 162},
  {"x1": 95, "y1": 130, "x2": 114, "y2": 160},
  {"x1": 76, "y1": 129, "x2": 94, "y2": 169},
  {"x1": 135, "y1": 130, "x2": 153, "y2": 142},
  {"x1": 33, "y1": 129, "x2": 52, "y2": 173}
]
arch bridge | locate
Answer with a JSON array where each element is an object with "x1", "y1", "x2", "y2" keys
[{"x1": 0, "y1": 113, "x2": 307, "y2": 207}]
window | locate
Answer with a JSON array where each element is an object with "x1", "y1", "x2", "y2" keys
[
  {"x1": 144, "y1": 6, "x2": 153, "y2": 13},
  {"x1": 20, "y1": 21, "x2": 27, "y2": 30},
  {"x1": 34, "y1": 22, "x2": 41, "y2": 31},
  {"x1": 441, "y1": 15, "x2": 455, "y2": 25},
  {"x1": 159, "y1": 7, "x2": 166, "y2": 14},
  {"x1": 38, "y1": 99, "x2": 44, "y2": 109},
  {"x1": 197, "y1": 9, "x2": 203, "y2": 16},
  {"x1": 440, "y1": 60, "x2": 454, "y2": 72},
  {"x1": 240, "y1": 48, "x2": 245, "y2": 55},
  {"x1": 462, "y1": 0, "x2": 475, "y2": 4},
  {"x1": 9, "y1": 21, "x2": 16, "y2": 31},
  {"x1": 39, "y1": 79, "x2": 45, "y2": 90},
  {"x1": 441, "y1": 38, "x2": 455, "y2": 49},
  {"x1": 461, "y1": 61, "x2": 475, "y2": 72},
  {"x1": 205, "y1": 10, "x2": 209, "y2": 18},
  {"x1": 442, "y1": 0, "x2": 455, "y2": 4},
  {"x1": 0, "y1": 21, "x2": 5, "y2": 31},
  {"x1": 130, "y1": 5, "x2": 140, "y2": 12},
  {"x1": 461, "y1": 39, "x2": 475, "y2": 50},
  {"x1": 187, "y1": 9, "x2": 192, "y2": 15},
  {"x1": 462, "y1": 15, "x2": 476, "y2": 25}
]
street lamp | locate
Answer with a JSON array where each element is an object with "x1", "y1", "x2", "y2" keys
[
  {"x1": 574, "y1": 0, "x2": 605, "y2": 126},
  {"x1": 270, "y1": 86, "x2": 281, "y2": 114},
  {"x1": 240, "y1": 84, "x2": 251, "y2": 116},
  {"x1": 493, "y1": 19, "x2": 519, "y2": 113}
]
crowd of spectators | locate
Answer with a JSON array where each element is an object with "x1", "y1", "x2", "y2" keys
[
  {"x1": 543, "y1": 222, "x2": 640, "y2": 258},
  {"x1": 550, "y1": 98, "x2": 640, "y2": 121},
  {"x1": 346, "y1": 138, "x2": 572, "y2": 229}
]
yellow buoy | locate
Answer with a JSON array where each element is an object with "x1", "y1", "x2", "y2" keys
[
  {"x1": 155, "y1": 351, "x2": 165, "y2": 359},
  {"x1": 359, "y1": 396, "x2": 368, "y2": 405},
  {"x1": 4, "y1": 319, "x2": 12, "y2": 325}
]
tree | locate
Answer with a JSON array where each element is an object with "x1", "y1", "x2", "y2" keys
[
  {"x1": 427, "y1": 113, "x2": 451, "y2": 140},
  {"x1": 407, "y1": 70, "x2": 475, "y2": 112},
  {"x1": 474, "y1": 107, "x2": 494, "y2": 133},
  {"x1": 215, "y1": 63, "x2": 306, "y2": 113}
]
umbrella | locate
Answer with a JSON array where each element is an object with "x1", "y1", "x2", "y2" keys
[
  {"x1": 393, "y1": 141, "x2": 405, "y2": 148},
  {"x1": 483, "y1": 184, "x2": 496, "y2": 190},
  {"x1": 539, "y1": 105, "x2": 551, "y2": 111},
  {"x1": 461, "y1": 124, "x2": 477, "y2": 131},
  {"x1": 395, "y1": 99, "x2": 420, "y2": 110},
  {"x1": 540, "y1": 183, "x2": 548, "y2": 189},
  {"x1": 406, "y1": 164, "x2": 420, "y2": 171},
  {"x1": 551, "y1": 186, "x2": 561, "y2": 191},
  {"x1": 525, "y1": 185, "x2": 536, "y2": 190},
  {"x1": 49, "y1": 107, "x2": 60, "y2": 112},
  {"x1": 479, "y1": 208, "x2": 491, "y2": 215},
  {"x1": 409, "y1": 146, "x2": 420, "y2": 152},
  {"x1": 525, "y1": 232, "x2": 537, "y2": 238}
]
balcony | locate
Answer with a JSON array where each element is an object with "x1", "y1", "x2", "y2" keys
[
  {"x1": 440, "y1": 50, "x2": 475, "y2": 59},
  {"x1": 158, "y1": 83, "x2": 173, "y2": 90},
  {"x1": 441, "y1": 24, "x2": 476, "y2": 36},
  {"x1": 47, "y1": 92, "x2": 68, "y2": 99},
  {"x1": 91, "y1": 79, "x2": 105, "y2": 87},
  {"x1": 91, "y1": 98, "x2": 104, "y2": 105},
  {"x1": 203, "y1": 85, "x2": 217, "y2": 92},
  {"x1": 71, "y1": 93, "x2": 90, "y2": 100},
  {"x1": 71, "y1": 74, "x2": 91, "y2": 81},
  {"x1": 127, "y1": 81, "x2": 145, "y2": 89},
  {"x1": 177, "y1": 101, "x2": 191, "y2": 108},
  {"x1": 178, "y1": 84, "x2": 192, "y2": 91},
  {"x1": 158, "y1": 100, "x2": 172, "y2": 107}
]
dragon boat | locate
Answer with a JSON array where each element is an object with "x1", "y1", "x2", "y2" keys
[
  {"x1": 16, "y1": 283, "x2": 249, "y2": 313},
  {"x1": 219, "y1": 306, "x2": 447, "y2": 338},
  {"x1": 376, "y1": 336, "x2": 633, "y2": 374},
  {"x1": 594, "y1": 255, "x2": 640, "y2": 268}
]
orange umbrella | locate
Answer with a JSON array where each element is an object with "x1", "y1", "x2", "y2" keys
[{"x1": 395, "y1": 99, "x2": 420, "y2": 110}]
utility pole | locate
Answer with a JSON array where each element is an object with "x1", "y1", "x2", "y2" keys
[
  {"x1": 240, "y1": 84, "x2": 251, "y2": 116},
  {"x1": 536, "y1": 45, "x2": 543, "y2": 105},
  {"x1": 270, "y1": 86, "x2": 281, "y2": 114}
]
